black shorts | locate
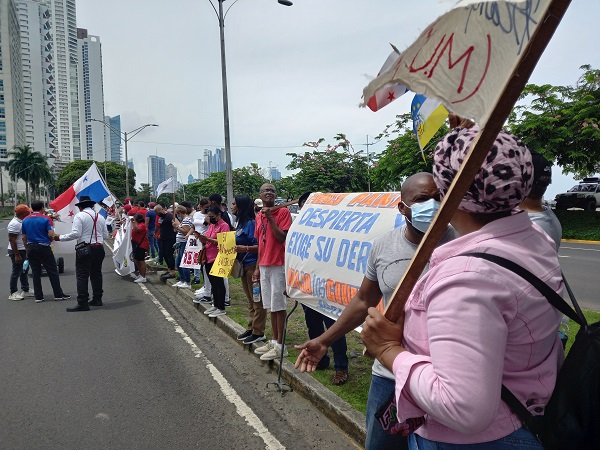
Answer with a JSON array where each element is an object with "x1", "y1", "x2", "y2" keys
[{"x1": 133, "y1": 247, "x2": 147, "y2": 261}]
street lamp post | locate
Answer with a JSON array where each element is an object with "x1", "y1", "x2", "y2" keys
[
  {"x1": 89, "y1": 119, "x2": 158, "y2": 198},
  {"x1": 210, "y1": 0, "x2": 292, "y2": 205}
]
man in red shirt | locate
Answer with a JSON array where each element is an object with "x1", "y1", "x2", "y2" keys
[{"x1": 252, "y1": 183, "x2": 292, "y2": 361}]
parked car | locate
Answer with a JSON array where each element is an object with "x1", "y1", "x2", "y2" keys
[{"x1": 555, "y1": 178, "x2": 600, "y2": 210}]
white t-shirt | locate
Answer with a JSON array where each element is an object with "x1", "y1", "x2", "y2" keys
[
  {"x1": 7, "y1": 217, "x2": 26, "y2": 251},
  {"x1": 192, "y1": 211, "x2": 208, "y2": 235}
]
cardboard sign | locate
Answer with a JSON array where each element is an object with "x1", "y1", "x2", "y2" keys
[
  {"x1": 180, "y1": 236, "x2": 202, "y2": 269},
  {"x1": 361, "y1": 0, "x2": 552, "y2": 125},
  {"x1": 285, "y1": 192, "x2": 403, "y2": 321},
  {"x1": 209, "y1": 231, "x2": 237, "y2": 278}
]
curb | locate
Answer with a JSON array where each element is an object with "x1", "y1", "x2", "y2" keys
[
  {"x1": 561, "y1": 239, "x2": 600, "y2": 245},
  {"x1": 150, "y1": 272, "x2": 367, "y2": 446}
]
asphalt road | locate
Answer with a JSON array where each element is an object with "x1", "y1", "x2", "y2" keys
[
  {"x1": 0, "y1": 222, "x2": 358, "y2": 450},
  {"x1": 559, "y1": 242, "x2": 600, "y2": 311}
]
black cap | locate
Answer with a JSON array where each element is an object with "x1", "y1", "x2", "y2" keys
[{"x1": 530, "y1": 149, "x2": 552, "y2": 186}]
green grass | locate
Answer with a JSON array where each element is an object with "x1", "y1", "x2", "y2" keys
[
  {"x1": 554, "y1": 209, "x2": 600, "y2": 241},
  {"x1": 565, "y1": 309, "x2": 600, "y2": 353}
]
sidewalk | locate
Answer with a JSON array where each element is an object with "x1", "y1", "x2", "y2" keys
[{"x1": 147, "y1": 270, "x2": 367, "y2": 446}]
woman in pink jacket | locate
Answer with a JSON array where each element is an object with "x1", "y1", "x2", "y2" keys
[{"x1": 362, "y1": 125, "x2": 563, "y2": 449}]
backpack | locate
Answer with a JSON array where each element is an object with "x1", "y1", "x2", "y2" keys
[{"x1": 464, "y1": 252, "x2": 600, "y2": 450}]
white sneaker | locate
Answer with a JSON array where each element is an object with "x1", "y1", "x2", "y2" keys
[
  {"x1": 179, "y1": 282, "x2": 191, "y2": 289},
  {"x1": 8, "y1": 292, "x2": 24, "y2": 301},
  {"x1": 203, "y1": 306, "x2": 217, "y2": 315},
  {"x1": 195, "y1": 287, "x2": 207, "y2": 296},
  {"x1": 260, "y1": 346, "x2": 288, "y2": 361},
  {"x1": 134, "y1": 277, "x2": 147, "y2": 283},
  {"x1": 208, "y1": 309, "x2": 226, "y2": 318},
  {"x1": 254, "y1": 342, "x2": 274, "y2": 355},
  {"x1": 21, "y1": 291, "x2": 35, "y2": 298},
  {"x1": 172, "y1": 281, "x2": 183, "y2": 287}
]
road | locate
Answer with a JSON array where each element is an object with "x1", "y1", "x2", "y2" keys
[
  {"x1": 559, "y1": 242, "x2": 600, "y2": 311},
  {"x1": 0, "y1": 221, "x2": 358, "y2": 450}
]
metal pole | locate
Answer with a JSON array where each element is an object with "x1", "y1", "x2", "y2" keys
[
  {"x1": 0, "y1": 166, "x2": 4, "y2": 206},
  {"x1": 218, "y1": 0, "x2": 233, "y2": 206},
  {"x1": 124, "y1": 131, "x2": 129, "y2": 198},
  {"x1": 366, "y1": 135, "x2": 371, "y2": 192}
]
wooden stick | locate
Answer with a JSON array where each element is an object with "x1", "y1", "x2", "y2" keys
[{"x1": 383, "y1": 0, "x2": 572, "y2": 324}]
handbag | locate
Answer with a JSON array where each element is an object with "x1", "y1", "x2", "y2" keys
[
  {"x1": 375, "y1": 391, "x2": 425, "y2": 436},
  {"x1": 231, "y1": 252, "x2": 249, "y2": 278}
]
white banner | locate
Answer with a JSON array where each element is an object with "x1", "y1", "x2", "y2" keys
[
  {"x1": 113, "y1": 219, "x2": 134, "y2": 276},
  {"x1": 285, "y1": 192, "x2": 403, "y2": 321},
  {"x1": 361, "y1": 0, "x2": 552, "y2": 125},
  {"x1": 179, "y1": 236, "x2": 202, "y2": 269}
]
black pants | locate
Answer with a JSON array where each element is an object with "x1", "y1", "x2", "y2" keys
[
  {"x1": 206, "y1": 261, "x2": 226, "y2": 310},
  {"x1": 160, "y1": 238, "x2": 176, "y2": 270},
  {"x1": 76, "y1": 245, "x2": 105, "y2": 305},
  {"x1": 9, "y1": 249, "x2": 29, "y2": 294},
  {"x1": 27, "y1": 243, "x2": 64, "y2": 300}
]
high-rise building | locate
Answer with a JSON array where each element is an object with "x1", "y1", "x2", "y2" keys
[
  {"x1": 0, "y1": 0, "x2": 26, "y2": 160},
  {"x1": 148, "y1": 155, "x2": 166, "y2": 192},
  {"x1": 200, "y1": 148, "x2": 226, "y2": 179},
  {"x1": 167, "y1": 163, "x2": 178, "y2": 185},
  {"x1": 77, "y1": 28, "x2": 106, "y2": 161},
  {"x1": 108, "y1": 114, "x2": 121, "y2": 162},
  {"x1": 187, "y1": 173, "x2": 194, "y2": 185},
  {"x1": 269, "y1": 168, "x2": 281, "y2": 181}
]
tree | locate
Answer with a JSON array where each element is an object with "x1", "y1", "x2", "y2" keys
[
  {"x1": 285, "y1": 134, "x2": 369, "y2": 195},
  {"x1": 508, "y1": 65, "x2": 600, "y2": 178},
  {"x1": 7, "y1": 145, "x2": 53, "y2": 205},
  {"x1": 370, "y1": 114, "x2": 449, "y2": 191},
  {"x1": 137, "y1": 183, "x2": 152, "y2": 203}
]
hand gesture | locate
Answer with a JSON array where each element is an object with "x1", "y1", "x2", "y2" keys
[{"x1": 294, "y1": 339, "x2": 328, "y2": 373}]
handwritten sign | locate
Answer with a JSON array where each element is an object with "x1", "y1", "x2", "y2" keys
[
  {"x1": 285, "y1": 192, "x2": 403, "y2": 321},
  {"x1": 361, "y1": 0, "x2": 552, "y2": 125},
  {"x1": 210, "y1": 231, "x2": 237, "y2": 278},
  {"x1": 180, "y1": 236, "x2": 202, "y2": 269}
]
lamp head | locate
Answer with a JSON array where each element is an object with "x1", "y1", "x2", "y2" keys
[{"x1": 278, "y1": 0, "x2": 293, "y2": 5}]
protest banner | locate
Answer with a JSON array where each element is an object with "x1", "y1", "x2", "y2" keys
[
  {"x1": 113, "y1": 219, "x2": 134, "y2": 276},
  {"x1": 209, "y1": 231, "x2": 237, "y2": 278},
  {"x1": 180, "y1": 236, "x2": 202, "y2": 269},
  {"x1": 284, "y1": 192, "x2": 402, "y2": 321}
]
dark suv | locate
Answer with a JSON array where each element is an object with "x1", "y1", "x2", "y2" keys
[{"x1": 555, "y1": 178, "x2": 600, "y2": 210}]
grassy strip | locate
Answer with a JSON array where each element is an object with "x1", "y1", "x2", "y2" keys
[
  {"x1": 565, "y1": 310, "x2": 600, "y2": 353},
  {"x1": 554, "y1": 210, "x2": 600, "y2": 241}
]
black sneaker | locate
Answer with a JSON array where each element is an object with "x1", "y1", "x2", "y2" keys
[
  {"x1": 54, "y1": 294, "x2": 71, "y2": 301},
  {"x1": 199, "y1": 297, "x2": 212, "y2": 303},
  {"x1": 237, "y1": 330, "x2": 252, "y2": 341},
  {"x1": 243, "y1": 334, "x2": 266, "y2": 345},
  {"x1": 224, "y1": 300, "x2": 231, "y2": 307}
]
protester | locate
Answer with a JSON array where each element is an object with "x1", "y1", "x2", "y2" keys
[
  {"x1": 155, "y1": 204, "x2": 177, "y2": 280},
  {"x1": 130, "y1": 213, "x2": 150, "y2": 283},
  {"x1": 55, "y1": 195, "x2": 107, "y2": 311},
  {"x1": 198, "y1": 206, "x2": 231, "y2": 317},
  {"x1": 232, "y1": 195, "x2": 265, "y2": 345},
  {"x1": 145, "y1": 201, "x2": 159, "y2": 259},
  {"x1": 21, "y1": 201, "x2": 70, "y2": 304},
  {"x1": 294, "y1": 172, "x2": 457, "y2": 449},
  {"x1": 253, "y1": 183, "x2": 292, "y2": 361},
  {"x1": 208, "y1": 193, "x2": 231, "y2": 305},
  {"x1": 172, "y1": 204, "x2": 192, "y2": 289},
  {"x1": 361, "y1": 126, "x2": 563, "y2": 449},
  {"x1": 7, "y1": 204, "x2": 32, "y2": 300},
  {"x1": 192, "y1": 199, "x2": 211, "y2": 298},
  {"x1": 521, "y1": 149, "x2": 563, "y2": 249}
]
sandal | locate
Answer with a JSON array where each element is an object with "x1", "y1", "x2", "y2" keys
[{"x1": 332, "y1": 370, "x2": 349, "y2": 386}]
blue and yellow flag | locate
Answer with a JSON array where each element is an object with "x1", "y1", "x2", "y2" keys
[{"x1": 411, "y1": 94, "x2": 448, "y2": 155}]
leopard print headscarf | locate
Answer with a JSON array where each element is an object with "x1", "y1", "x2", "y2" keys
[{"x1": 433, "y1": 126, "x2": 533, "y2": 213}]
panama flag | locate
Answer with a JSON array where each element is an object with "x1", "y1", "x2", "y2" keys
[
  {"x1": 50, "y1": 162, "x2": 110, "y2": 223},
  {"x1": 366, "y1": 45, "x2": 408, "y2": 112},
  {"x1": 411, "y1": 93, "x2": 448, "y2": 154}
]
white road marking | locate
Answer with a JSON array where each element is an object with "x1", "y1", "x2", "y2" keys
[
  {"x1": 561, "y1": 246, "x2": 600, "y2": 252},
  {"x1": 558, "y1": 255, "x2": 570, "y2": 258},
  {"x1": 137, "y1": 283, "x2": 285, "y2": 450}
]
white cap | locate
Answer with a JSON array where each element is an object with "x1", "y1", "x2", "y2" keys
[{"x1": 254, "y1": 199, "x2": 263, "y2": 208}]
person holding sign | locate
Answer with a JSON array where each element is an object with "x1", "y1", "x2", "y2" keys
[
  {"x1": 231, "y1": 195, "x2": 265, "y2": 345},
  {"x1": 295, "y1": 172, "x2": 457, "y2": 450},
  {"x1": 198, "y1": 206, "x2": 231, "y2": 317},
  {"x1": 361, "y1": 126, "x2": 562, "y2": 449},
  {"x1": 253, "y1": 183, "x2": 292, "y2": 361}
]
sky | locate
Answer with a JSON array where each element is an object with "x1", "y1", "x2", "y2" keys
[{"x1": 75, "y1": 0, "x2": 599, "y2": 200}]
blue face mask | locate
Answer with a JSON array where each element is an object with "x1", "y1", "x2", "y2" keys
[{"x1": 403, "y1": 198, "x2": 441, "y2": 233}]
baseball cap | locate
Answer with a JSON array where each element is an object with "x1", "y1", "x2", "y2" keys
[
  {"x1": 123, "y1": 204, "x2": 132, "y2": 212},
  {"x1": 530, "y1": 149, "x2": 552, "y2": 186},
  {"x1": 148, "y1": 202, "x2": 156, "y2": 208},
  {"x1": 254, "y1": 199, "x2": 263, "y2": 208},
  {"x1": 15, "y1": 204, "x2": 30, "y2": 215}
]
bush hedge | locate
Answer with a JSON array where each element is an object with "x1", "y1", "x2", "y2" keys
[{"x1": 554, "y1": 209, "x2": 600, "y2": 241}]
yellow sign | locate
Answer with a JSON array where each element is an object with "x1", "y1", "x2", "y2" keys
[{"x1": 210, "y1": 231, "x2": 237, "y2": 278}]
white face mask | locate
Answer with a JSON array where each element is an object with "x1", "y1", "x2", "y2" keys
[{"x1": 402, "y1": 198, "x2": 441, "y2": 233}]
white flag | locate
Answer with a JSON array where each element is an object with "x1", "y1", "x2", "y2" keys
[
  {"x1": 113, "y1": 220, "x2": 134, "y2": 276},
  {"x1": 156, "y1": 177, "x2": 175, "y2": 197}
]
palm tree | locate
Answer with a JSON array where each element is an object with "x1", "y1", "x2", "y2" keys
[{"x1": 7, "y1": 145, "x2": 52, "y2": 205}]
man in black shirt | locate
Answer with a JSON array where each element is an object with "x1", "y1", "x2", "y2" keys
[{"x1": 154, "y1": 205, "x2": 177, "y2": 280}]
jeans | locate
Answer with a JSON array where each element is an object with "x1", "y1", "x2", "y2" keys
[
  {"x1": 302, "y1": 305, "x2": 348, "y2": 371},
  {"x1": 365, "y1": 375, "x2": 408, "y2": 450},
  {"x1": 408, "y1": 428, "x2": 543, "y2": 449},
  {"x1": 9, "y1": 249, "x2": 29, "y2": 294},
  {"x1": 206, "y1": 261, "x2": 225, "y2": 310},
  {"x1": 27, "y1": 243, "x2": 65, "y2": 300},
  {"x1": 148, "y1": 232, "x2": 158, "y2": 259},
  {"x1": 76, "y1": 245, "x2": 105, "y2": 304},
  {"x1": 175, "y1": 244, "x2": 190, "y2": 283}
]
